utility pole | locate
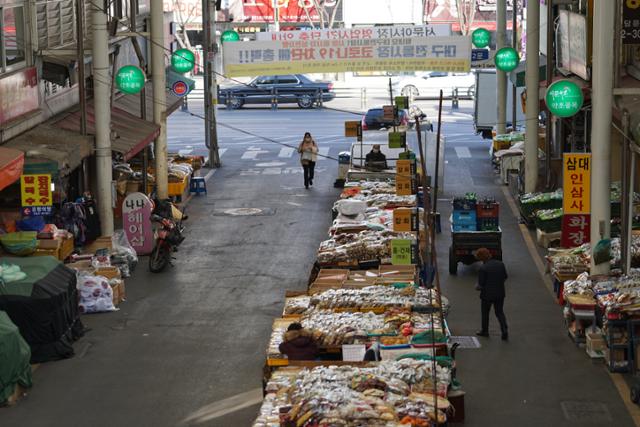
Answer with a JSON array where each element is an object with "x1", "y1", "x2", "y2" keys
[
  {"x1": 76, "y1": 0, "x2": 89, "y2": 193},
  {"x1": 496, "y1": 0, "x2": 507, "y2": 135},
  {"x1": 590, "y1": 0, "x2": 615, "y2": 275},
  {"x1": 203, "y1": 0, "x2": 220, "y2": 167},
  {"x1": 151, "y1": 0, "x2": 168, "y2": 199},
  {"x1": 91, "y1": 0, "x2": 114, "y2": 236},
  {"x1": 511, "y1": 0, "x2": 517, "y2": 129},
  {"x1": 273, "y1": 0, "x2": 280, "y2": 32},
  {"x1": 524, "y1": 0, "x2": 540, "y2": 193}
]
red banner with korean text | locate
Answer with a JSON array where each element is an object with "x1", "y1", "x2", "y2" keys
[
  {"x1": 562, "y1": 153, "x2": 591, "y2": 248},
  {"x1": 242, "y1": 0, "x2": 342, "y2": 23},
  {"x1": 561, "y1": 214, "x2": 590, "y2": 248}
]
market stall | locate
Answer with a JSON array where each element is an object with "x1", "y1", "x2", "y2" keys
[
  {"x1": 0, "y1": 310, "x2": 32, "y2": 405},
  {"x1": 0, "y1": 256, "x2": 84, "y2": 363}
]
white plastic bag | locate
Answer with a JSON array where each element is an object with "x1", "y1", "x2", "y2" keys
[
  {"x1": 77, "y1": 274, "x2": 117, "y2": 313},
  {"x1": 335, "y1": 199, "x2": 367, "y2": 217}
]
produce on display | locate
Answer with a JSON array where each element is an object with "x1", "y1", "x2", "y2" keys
[
  {"x1": 310, "y1": 286, "x2": 448, "y2": 313},
  {"x1": 254, "y1": 360, "x2": 451, "y2": 427},
  {"x1": 535, "y1": 208, "x2": 563, "y2": 233},
  {"x1": 318, "y1": 231, "x2": 415, "y2": 265}
]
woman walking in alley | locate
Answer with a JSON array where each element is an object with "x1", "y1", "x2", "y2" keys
[
  {"x1": 298, "y1": 132, "x2": 318, "y2": 189},
  {"x1": 475, "y1": 247, "x2": 509, "y2": 341}
]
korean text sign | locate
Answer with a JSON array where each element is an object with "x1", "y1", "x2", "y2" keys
[
  {"x1": 563, "y1": 153, "x2": 591, "y2": 214},
  {"x1": 256, "y1": 25, "x2": 452, "y2": 41},
  {"x1": 391, "y1": 239, "x2": 416, "y2": 265},
  {"x1": 223, "y1": 35, "x2": 471, "y2": 77},
  {"x1": 561, "y1": 214, "x2": 590, "y2": 248},
  {"x1": 21, "y1": 174, "x2": 52, "y2": 216},
  {"x1": 396, "y1": 159, "x2": 416, "y2": 196},
  {"x1": 123, "y1": 193, "x2": 154, "y2": 255},
  {"x1": 393, "y1": 208, "x2": 417, "y2": 232}
]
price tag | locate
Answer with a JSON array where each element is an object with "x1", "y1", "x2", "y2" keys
[
  {"x1": 396, "y1": 159, "x2": 416, "y2": 176},
  {"x1": 345, "y1": 120, "x2": 362, "y2": 138},
  {"x1": 383, "y1": 105, "x2": 396, "y2": 122},
  {"x1": 388, "y1": 131, "x2": 407, "y2": 149},
  {"x1": 393, "y1": 208, "x2": 417, "y2": 232},
  {"x1": 395, "y1": 96, "x2": 409, "y2": 109},
  {"x1": 391, "y1": 239, "x2": 416, "y2": 265}
]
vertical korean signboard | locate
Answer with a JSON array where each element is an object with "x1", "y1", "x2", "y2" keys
[
  {"x1": 123, "y1": 193, "x2": 154, "y2": 255},
  {"x1": 562, "y1": 153, "x2": 591, "y2": 248},
  {"x1": 21, "y1": 174, "x2": 53, "y2": 216}
]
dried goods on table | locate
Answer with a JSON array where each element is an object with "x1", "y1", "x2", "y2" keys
[
  {"x1": 309, "y1": 286, "x2": 448, "y2": 313},
  {"x1": 254, "y1": 360, "x2": 451, "y2": 427},
  {"x1": 318, "y1": 230, "x2": 415, "y2": 265}
]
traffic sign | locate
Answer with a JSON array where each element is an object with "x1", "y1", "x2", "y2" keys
[
  {"x1": 172, "y1": 80, "x2": 190, "y2": 97},
  {"x1": 471, "y1": 48, "x2": 490, "y2": 62}
]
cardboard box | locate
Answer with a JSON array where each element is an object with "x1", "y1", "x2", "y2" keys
[
  {"x1": 95, "y1": 266, "x2": 121, "y2": 280},
  {"x1": 66, "y1": 260, "x2": 94, "y2": 273},
  {"x1": 586, "y1": 332, "x2": 605, "y2": 353}
]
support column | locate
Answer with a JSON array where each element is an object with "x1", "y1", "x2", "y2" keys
[
  {"x1": 91, "y1": 0, "x2": 113, "y2": 235},
  {"x1": 151, "y1": 0, "x2": 168, "y2": 199},
  {"x1": 496, "y1": 0, "x2": 507, "y2": 134},
  {"x1": 524, "y1": 0, "x2": 540, "y2": 193},
  {"x1": 590, "y1": 0, "x2": 615, "y2": 275}
]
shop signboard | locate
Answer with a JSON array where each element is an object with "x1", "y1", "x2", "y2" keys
[
  {"x1": 388, "y1": 132, "x2": 407, "y2": 149},
  {"x1": 256, "y1": 25, "x2": 450, "y2": 42},
  {"x1": 0, "y1": 67, "x2": 39, "y2": 126},
  {"x1": 561, "y1": 214, "x2": 590, "y2": 248},
  {"x1": 242, "y1": 0, "x2": 342, "y2": 24},
  {"x1": 383, "y1": 105, "x2": 395, "y2": 122},
  {"x1": 344, "y1": 121, "x2": 362, "y2": 140},
  {"x1": 562, "y1": 153, "x2": 591, "y2": 214},
  {"x1": 123, "y1": 192, "x2": 154, "y2": 255},
  {"x1": 558, "y1": 10, "x2": 589, "y2": 80},
  {"x1": 223, "y1": 35, "x2": 471, "y2": 77},
  {"x1": 623, "y1": 0, "x2": 640, "y2": 45},
  {"x1": 172, "y1": 81, "x2": 190, "y2": 97},
  {"x1": 20, "y1": 174, "x2": 52, "y2": 216},
  {"x1": 116, "y1": 65, "x2": 146, "y2": 95},
  {"x1": 393, "y1": 208, "x2": 417, "y2": 232},
  {"x1": 494, "y1": 47, "x2": 519, "y2": 72},
  {"x1": 391, "y1": 239, "x2": 416, "y2": 265},
  {"x1": 545, "y1": 80, "x2": 584, "y2": 118},
  {"x1": 396, "y1": 159, "x2": 416, "y2": 196},
  {"x1": 395, "y1": 96, "x2": 409, "y2": 109},
  {"x1": 171, "y1": 49, "x2": 195, "y2": 73},
  {"x1": 471, "y1": 28, "x2": 491, "y2": 48}
]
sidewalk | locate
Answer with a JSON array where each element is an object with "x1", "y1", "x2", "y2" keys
[{"x1": 435, "y1": 117, "x2": 636, "y2": 426}]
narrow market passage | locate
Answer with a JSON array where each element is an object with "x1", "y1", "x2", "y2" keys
[
  {"x1": 0, "y1": 110, "x2": 349, "y2": 427},
  {"x1": 435, "y1": 112, "x2": 636, "y2": 426}
]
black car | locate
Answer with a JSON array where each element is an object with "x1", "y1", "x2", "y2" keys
[{"x1": 218, "y1": 74, "x2": 335, "y2": 109}]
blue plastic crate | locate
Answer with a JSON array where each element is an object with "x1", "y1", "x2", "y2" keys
[
  {"x1": 453, "y1": 223, "x2": 477, "y2": 232},
  {"x1": 452, "y1": 210, "x2": 477, "y2": 225}
]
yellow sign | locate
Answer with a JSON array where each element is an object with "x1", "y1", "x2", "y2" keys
[
  {"x1": 563, "y1": 153, "x2": 591, "y2": 214},
  {"x1": 21, "y1": 174, "x2": 52, "y2": 207},
  {"x1": 345, "y1": 121, "x2": 361, "y2": 138},
  {"x1": 223, "y1": 36, "x2": 472, "y2": 77},
  {"x1": 396, "y1": 159, "x2": 416, "y2": 195},
  {"x1": 393, "y1": 208, "x2": 416, "y2": 232}
]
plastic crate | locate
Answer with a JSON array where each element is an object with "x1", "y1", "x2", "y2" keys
[
  {"x1": 478, "y1": 218, "x2": 499, "y2": 231},
  {"x1": 452, "y1": 210, "x2": 477, "y2": 225},
  {"x1": 453, "y1": 223, "x2": 477, "y2": 232},
  {"x1": 476, "y1": 203, "x2": 500, "y2": 219},
  {"x1": 453, "y1": 199, "x2": 476, "y2": 211}
]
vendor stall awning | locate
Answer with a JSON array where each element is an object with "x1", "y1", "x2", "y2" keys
[
  {"x1": 0, "y1": 147, "x2": 24, "y2": 191},
  {"x1": 114, "y1": 80, "x2": 185, "y2": 119},
  {"x1": 2, "y1": 125, "x2": 92, "y2": 176},
  {"x1": 53, "y1": 102, "x2": 161, "y2": 161}
]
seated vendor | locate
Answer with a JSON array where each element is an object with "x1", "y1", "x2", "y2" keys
[
  {"x1": 365, "y1": 144, "x2": 388, "y2": 170},
  {"x1": 279, "y1": 323, "x2": 319, "y2": 360}
]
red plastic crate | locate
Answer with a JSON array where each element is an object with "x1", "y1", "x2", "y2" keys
[{"x1": 476, "y1": 203, "x2": 500, "y2": 218}]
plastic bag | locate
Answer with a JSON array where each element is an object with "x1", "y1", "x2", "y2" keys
[
  {"x1": 335, "y1": 199, "x2": 367, "y2": 216},
  {"x1": 593, "y1": 239, "x2": 612, "y2": 265},
  {"x1": 111, "y1": 230, "x2": 138, "y2": 272},
  {"x1": 77, "y1": 274, "x2": 117, "y2": 313}
]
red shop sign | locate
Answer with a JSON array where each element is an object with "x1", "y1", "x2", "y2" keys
[
  {"x1": 561, "y1": 214, "x2": 591, "y2": 248},
  {"x1": 0, "y1": 67, "x2": 39, "y2": 125},
  {"x1": 242, "y1": 0, "x2": 338, "y2": 23}
]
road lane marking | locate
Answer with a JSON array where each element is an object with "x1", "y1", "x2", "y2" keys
[
  {"x1": 180, "y1": 387, "x2": 263, "y2": 425},
  {"x1": 241, "y1": 147, "x2": 269, "y2": 160},
  {"x1": 278, "y1": 147, "x2": 295, "y2": 158},
  {"x1": 501, "y1": 185, "x2": 640, "y2": 427},
  {"x1": 454, "y1": 147, "x2": 472, "y2": 158}
]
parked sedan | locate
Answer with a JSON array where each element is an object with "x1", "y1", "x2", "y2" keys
[
  {"x1": 218, "y1": 74, "x2": 335, "y2": 109},
  {"x1": 361, "y1": 107, "x2": 411, "y2": 131},
  {"x1": 391, "y1": 72, "x2": 476, "y2": 98}
]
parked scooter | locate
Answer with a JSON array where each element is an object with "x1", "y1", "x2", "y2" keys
[{"x1": 149, "y1": 199, "x2": 186, "y2": 273}]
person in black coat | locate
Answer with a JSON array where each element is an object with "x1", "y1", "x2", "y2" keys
[
  {"x1": 278, "y1": 323, "x2": 319, "y2": 360},
  {"x1": 365, "y1": 144, "x2": 388, "y2": 170},
  {"x1": 475, "y1": 248, "x2": 509, "y2": 340}
]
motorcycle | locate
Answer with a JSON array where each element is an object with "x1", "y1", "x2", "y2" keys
[{"x1": 149, "y1": 199, "x2": 186, "y2": 273}]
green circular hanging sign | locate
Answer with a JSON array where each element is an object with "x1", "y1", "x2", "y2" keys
[
  {"x1": 545, "y1": 80, "x2": 584, "y2": 118},
  {"x1": 115, "y1": 65, "x2": 145, "y2": 95},
  {"x1": 221, "y1": 29, "x2": 240, "y2": 43},
  {"x1": 472, "y1": 28, "x2": 491, "y2": 48},
  {"x1": 494, "y1": 47, "x2": 520, "y2": 72},
  {"x1": 171, "y1": 49, "x2": 195, "y2": 74}
]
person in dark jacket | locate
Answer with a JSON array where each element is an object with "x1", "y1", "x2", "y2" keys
[
  {"x1": 278, "y1": 323, "x2": 319, "y2": 360},
  {"x1": 365, "y1": 145, "x2": 388, "y2": 170},
  {"x1": 475, "y1": 248, "x2": 509, "y2": 340}
]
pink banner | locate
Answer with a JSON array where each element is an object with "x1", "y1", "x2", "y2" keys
[{"x1": 123, "y1": 193, "x2": 154, "y2": 255}]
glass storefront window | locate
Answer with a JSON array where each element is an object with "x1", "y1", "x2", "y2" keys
[{"x1": 1, "y1": 6, "x2": 26, "y2": 71}]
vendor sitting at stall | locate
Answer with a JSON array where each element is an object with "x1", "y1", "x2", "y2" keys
[
  {"x1": 279, "y1": 323, "x2": 319, "y2": 360},
  {"x1": 365, "y1": 145, "x2": 388, "y2": 170}
]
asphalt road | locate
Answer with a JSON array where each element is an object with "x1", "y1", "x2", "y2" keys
[{"x1": 0, "y1": 97, "x2": 635, "y2": 426}]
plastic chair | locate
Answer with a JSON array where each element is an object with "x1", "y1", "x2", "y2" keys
[{"x1": 189, "y1": 176, "x2": 207, "y2": 195}]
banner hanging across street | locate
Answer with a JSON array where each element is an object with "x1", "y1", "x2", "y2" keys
[
  {"x1": 223, "y1": 33, "x2": 471, "y2": 77},
  {"x1": 255, "y1": 24, "x2": 452, "y2": 41}
]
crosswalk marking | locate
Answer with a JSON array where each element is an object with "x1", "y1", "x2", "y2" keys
[
  {"x1": 317, "y1": 146, "x2": 330, "y2": 161},
  {"x1": 278, "y1": 147, "x2": 295, "y2": 158},
  {"x1": 241, "y1": 147, "x2": 270, "y2": 160},
  {"x1": 455, "y1": 147, "x2": 472, "y2": 158}
]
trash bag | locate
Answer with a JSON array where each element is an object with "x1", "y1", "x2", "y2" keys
[
  {"x1": 16, "y1": 216, "x2": 45, "y2": 232},
  {"x1": 111, "y1": 230, "x2": 138, "y2": 274},
  {"x1": 77, "y1": 274, "x2": 117, "y2": 313},
  {"x1": 593, "y1": 239, "x2": 612, "y2": 265},
  {"x1": 410, "y1": 330, "x2": 447, "y2": 345}
]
